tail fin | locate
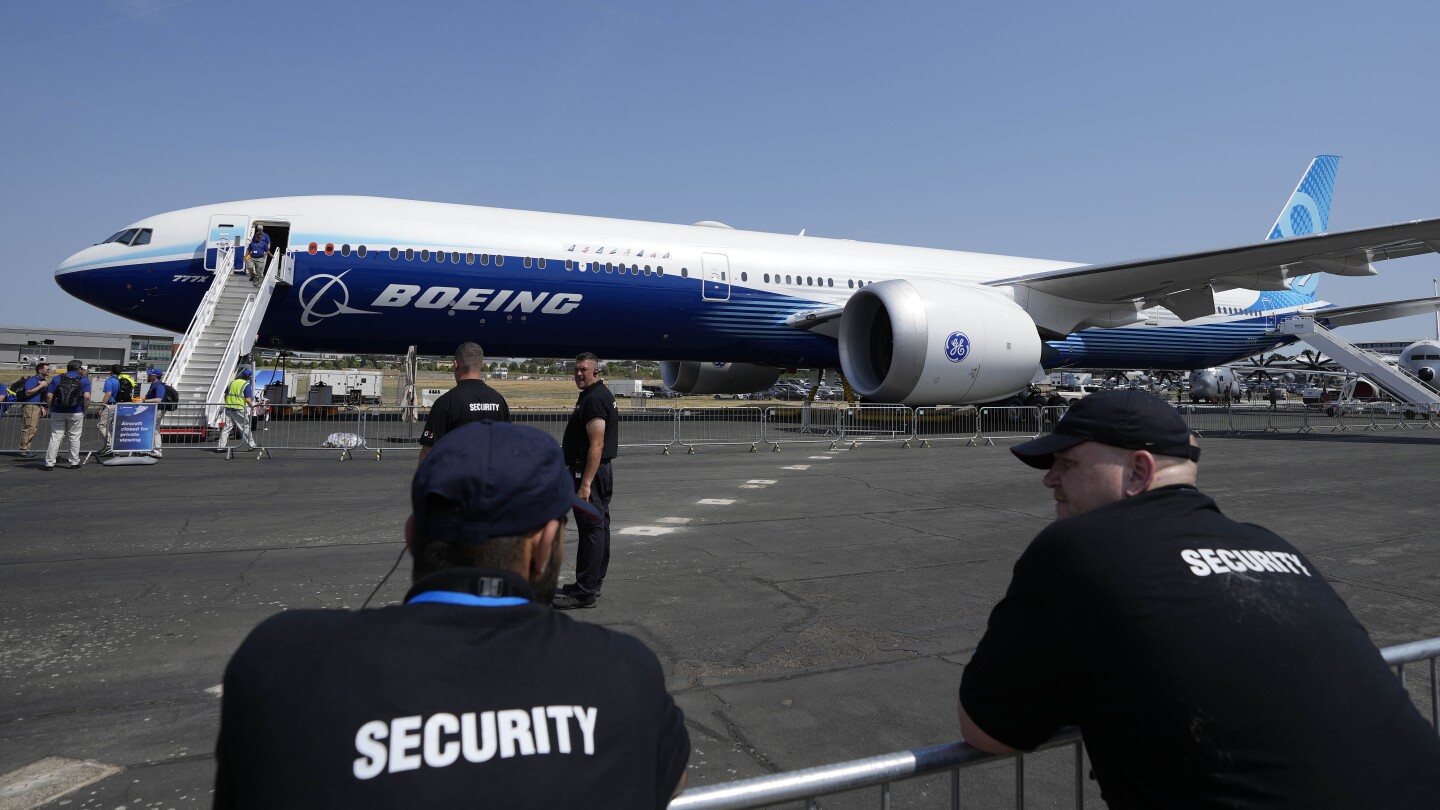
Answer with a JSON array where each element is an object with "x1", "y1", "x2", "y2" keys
[{"x1": 1268, "y1": 154, "x2": 1339, "y2": 297}]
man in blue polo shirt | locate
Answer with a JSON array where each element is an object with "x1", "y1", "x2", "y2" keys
[
  {"x1": 215, "y1": 422, "x2": 690, "y2": 809},
  {"x1": 15, "y1": 361, "x2": 50, "y2": 457},
  {"x1": 43, "y1": 360, "x2": 92, "y2": 470},
  {"x1": 246, "y1": 225, "x2": 270, "y2": 286},
  {"x1": 141, "y1": 369, "x2": 168, "y2": 457}
]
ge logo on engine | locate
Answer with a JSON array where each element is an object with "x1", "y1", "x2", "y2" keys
[{"x1": 944, "y1": 331, "x2": 970, "y2": 363}]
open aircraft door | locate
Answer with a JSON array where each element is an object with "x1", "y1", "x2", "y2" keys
[
  {"x1": 204, "y1": 214, "x2": 250, "y2": 273},
  {"x1": 1258, "y1": 294, "x2": 1277, "y2": 331},
  {"x1": 702, "y1": 252, "x2": 731, "y2": 301}
]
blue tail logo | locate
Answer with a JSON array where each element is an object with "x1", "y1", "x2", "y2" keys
[
  {"x1": 1267, "y1": 155, "x2": 1338, "y2": 298},
  {"x1": 1267, "y1": 155, "x2": 1338, "y2": 240}
]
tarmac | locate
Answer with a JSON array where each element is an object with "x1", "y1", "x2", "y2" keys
[{"x1": 2, "y1": 430, "x2": 1439, "y2": 808}]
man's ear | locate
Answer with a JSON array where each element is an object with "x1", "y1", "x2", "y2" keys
[
  {"x1": 530, "y1": 519, "x2": 562, "y2": 578},
  {"x1": 1124, "y1": 450, "x2": 1158, "y2": 497}
]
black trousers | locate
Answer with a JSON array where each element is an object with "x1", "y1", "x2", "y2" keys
[{"x1": 572, "y1": 461, "x2": 612, "y2": 598}]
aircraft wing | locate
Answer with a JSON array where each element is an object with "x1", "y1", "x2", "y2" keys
[
  {"x1": 991, "y1": 218, "x2": 1440, "y2": 328},
  {"x1": 1308, "y1": 296, "x2": 1440, "y2": 328}
]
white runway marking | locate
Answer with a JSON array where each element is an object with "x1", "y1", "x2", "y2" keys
[
  {"x1": 656, "y1": 517, "x2": 693, "y2": 524},
  {"x1": 0, "y1": 757, "x2": 123, "y2": 809},
  {"x1": 619, "y1": 526, "x2": 677, "y2": 536},
  {"x1": 808, "y1": 456, "x2": 834, "y2": 460},
  {"x1": 205, "y1": 684, "x2": 224, "y2": 697},
  {"x1": 780, "y1": 465, "x2": 811, "y2": 470},
  {"x1": 696, "y1": 498, "x2": 736, "y2": 505},
  {"x1": 745, "y1": 479, "x2": 778, "y2": 485}
]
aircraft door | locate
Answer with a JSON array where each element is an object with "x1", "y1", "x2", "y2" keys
[
  {"x1": 1259, "y1": 295, "x2": 1276, "y2": 331},
  {"x1": 702, "y1": 252, "x2": 731, "y2": 301},
  {"x1": 205, "y1": 214, "x2": 251, "y2": 273}
]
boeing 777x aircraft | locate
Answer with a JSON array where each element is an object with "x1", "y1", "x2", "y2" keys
[{"x1": 54, "y1": 156, "x2": 1440, "y2": 405}]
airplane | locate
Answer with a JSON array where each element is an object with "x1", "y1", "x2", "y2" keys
[{"x1": 53, "y1": 155, "x2": 1440, "y2": 406}]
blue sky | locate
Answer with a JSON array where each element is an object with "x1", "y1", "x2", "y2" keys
[{"x1": 5, "y1": 0, "x2": 1440, "y2": 349}]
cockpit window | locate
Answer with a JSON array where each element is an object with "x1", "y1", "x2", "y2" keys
[{"x1": 101, "y1": 228, "x2": 151, "y2": 246}]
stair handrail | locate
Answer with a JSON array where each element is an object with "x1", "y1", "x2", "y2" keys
[
  {"x1": 1289, "y1": 317, "x2": 1440, "y2": 404},
  {"x1": 169, "y1": 242, "x2": 235, "y2": 385},
  {"x1": 204, "y1": 252, "x2": 282, "y2": 425}
]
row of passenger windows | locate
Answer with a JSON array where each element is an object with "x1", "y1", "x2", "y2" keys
[
  {"x1": 758, "y1": 272, "x2": 869, "y2": 289},
  {"x1": 316, "y1": 243, "x2": 875, "y2": 290},
  {"x1": 319, "y1": 243, "x2": 679, "y2": 277}
]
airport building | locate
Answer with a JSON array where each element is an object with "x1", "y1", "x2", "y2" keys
[{"x1": 1, "y1": 326, "x2": 175, "y2": 373}]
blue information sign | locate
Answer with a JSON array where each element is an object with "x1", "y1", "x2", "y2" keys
[{"x1": 113, "y1": 404, "x2": 157, "y2": 453}]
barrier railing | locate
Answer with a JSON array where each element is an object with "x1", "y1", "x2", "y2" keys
[
  {"x1": 0, "y1": 404, "x2": 108, "y2": 459},
  {"x1": 762, "y1": 405, "x2": 846, "y2": 451},
  {"x1": 974, "y1": 406, "x2": 1043, "y2": 446},
  {"x1": 676, "y1": 407, "x2": 760, "y2": 453},
  {"x1": 669, "y1": 635, "x2": 1440, "y2": 810},
  {"x1": 239, "y1": 403, "x2": 365, "y2": 459},
  {"x1": 510, "y1": 408, "x2": 578, "y2": 446},
  {"x1": 13, "y1": 399, "x2": 1431, "y2": 461},
  {"x1": 620, "y1": 407, "x2": 681, "y2": 452},
  {"x1": 1177, "y1": 405, "x2": 1234, "y2": 435},
  {"x1": 912, "y1": 406, "x2": 980, "y2": 446},
  {"x1": 361, "y1": 407, "x2": 428, "y2": 458},
  {"x1": 837, "y1": 405, "x2": 915, "y2": 448}
]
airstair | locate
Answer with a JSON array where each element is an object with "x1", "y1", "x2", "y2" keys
[
  {"x1": 1279, "y1": 315, "x2": 1440, "y2": 406},
  {"x1": 164, "y1": 239, "x2": 287, "y2": 429}
]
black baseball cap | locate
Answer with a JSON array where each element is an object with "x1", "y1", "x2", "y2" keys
[
  {"x1": 411, "y1": 421, "x2": 598, "y2": 547},
  {"x1": 1010, "y1": 389, "x2": 1200, "y2": 469}
]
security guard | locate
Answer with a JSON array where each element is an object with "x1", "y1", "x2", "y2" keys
[
  {"x1": 553, "y1": 352, "x2": 618, "y2": 610},
  {"x1": 418, "y1": 342, "x2": 510, "y2": 462},
  {"x1": 215, "y1": 422, "x2": 689, "y2": 809},
  {"x1": 217, "y1": 368, "x2": 259, "y2": 452}
]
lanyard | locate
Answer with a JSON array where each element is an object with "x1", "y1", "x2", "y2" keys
[{"x1": 408, "y1": 591, "x2": 527, "y2": 608}]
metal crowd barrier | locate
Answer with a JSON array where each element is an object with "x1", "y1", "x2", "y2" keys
[
  {"x1": 974, "y1": 407, "x2": 1044, "y2": 446},
  {"x1": 0, "y1": 403, "x2": 108, "y2": 458},
  {"x1": 13, "y1": 399, "x2": 1433, "y2": 462},
  {"x1": 360, "y1": 407, "x2": 428, "y2": 457},
  {"x1": 837, "y1": 405, "x2": 915, "y2": 448},
  {"x1": 620, "y1": 406, "x2": 681, "y2": 452},
  {"x1": 504, "y1": 407, "x2": 571, "y2": 446},
  {"x1": 677, "y1": 407, "x2": 762, "y2": 453},
  {"x1": 912, "y1": 406, "x2": 980, "y2": 446},
  {"x1": 762, "y1": 405, "x2": 847, "y2": 451},
  {"x1": 670, "y1": 635, "x2": 1440, "y2": 810}
]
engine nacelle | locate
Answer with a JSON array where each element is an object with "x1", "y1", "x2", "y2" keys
[
  {"x1": 837, "y1": 279, "x2": 1042, "y2": 405},
  {"x1": 661, "y1": 361, "x2": 782, "y2": 395}
]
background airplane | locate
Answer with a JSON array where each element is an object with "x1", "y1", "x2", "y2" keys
[{"x1": 54, "y1": 157, "x2": 1440, "y2": 406}]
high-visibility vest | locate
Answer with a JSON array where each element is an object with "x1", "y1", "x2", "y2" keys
[{"x1": 225, "y1": 378, "x2": 250, "y2": 410}]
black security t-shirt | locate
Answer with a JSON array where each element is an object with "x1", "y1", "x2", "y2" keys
[
  {"x1": 960, "y1": 486, "x2": 1440, "y2": 808},
  {"x1": 563, "y1": 382, "x2": 617, "y2": 466},
  {"x1": 420, "y1": 379, "x2": 510, "y2": 446},
  {"x1": 215, "y1": 569, "x2": 688, "y2": 809}
]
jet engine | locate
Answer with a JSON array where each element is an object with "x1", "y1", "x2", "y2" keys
[
  {"x1": 837, "y1": 279, "x2": 1041, "y2": 405},
  {"x1": 661, "y1": 361, "x2": 782, "y2": 395}
]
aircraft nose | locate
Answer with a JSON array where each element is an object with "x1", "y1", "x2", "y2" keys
[{"x1": 55, "y1": 246, "x2": 99, "y2": 299}]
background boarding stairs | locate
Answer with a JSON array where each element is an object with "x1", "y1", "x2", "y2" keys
[
  {"x1": 164, "y1": 241, "x2": 288, "y2": 429},
  {"x1": 1279, "y1": 315, "x2": 1440, "y2": 406}
]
